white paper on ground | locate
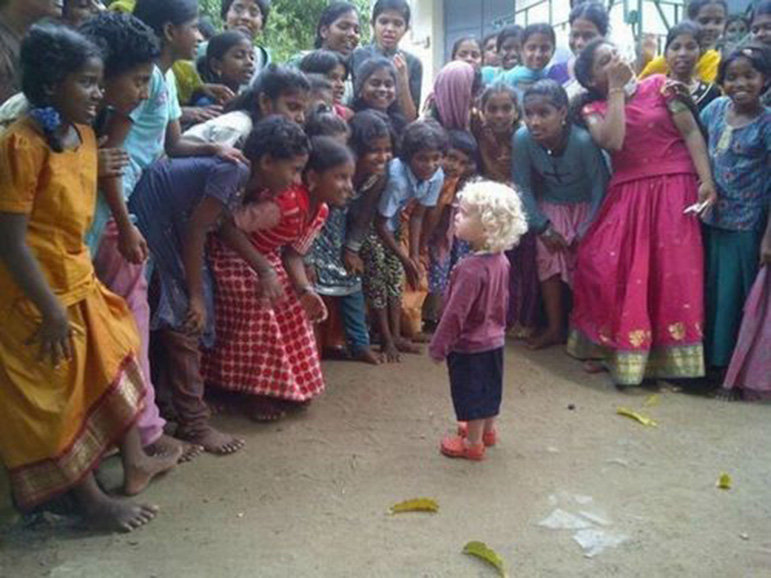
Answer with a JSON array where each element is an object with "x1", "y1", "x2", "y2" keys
[
  {"x1": 573, "y1": 529, "x2": 629, "y2": 558},
  {"x1": 538, "y1": 508, "x2": 594, "y2": 530}
]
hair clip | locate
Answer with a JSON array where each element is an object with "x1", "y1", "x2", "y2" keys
[{"x1": 29, "y1": 106, "x2": 62, "y2": 134}]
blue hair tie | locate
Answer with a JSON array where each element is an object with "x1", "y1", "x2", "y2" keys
[{"x1": 29, "y1": 106, "x2": 62, "y2": 134}]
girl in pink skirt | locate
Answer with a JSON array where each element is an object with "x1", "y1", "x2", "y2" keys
[
  {"x1": 567, "y1": 39, "x2": 717, "y2": 387},
  {"x1": 512, "y1": 79, "x2": 609, "y2": 349}
]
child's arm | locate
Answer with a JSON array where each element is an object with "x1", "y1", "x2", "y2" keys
[
  {"x1": 0, "y1": 214, "x2": 73, "y2": 366},
  {"x1": 671, "y1": 108, "x2": 717, "y2": 206},
  {"x1": 282, "y1": 248, "x2": 328, "y2": 323},
  {"x1": 511, "y1": 129, "x2": 549, "y2": 234},
  {"x1": 217, "y1": 217, "x2": 284, "y2": 304},
  {"x1": 164, "y1": 119, "x2": 246, "y2": 164},
  {"x1": 583, "y1": 57, "x2": 633, "y2": 152},
  {"x1": 344, "y1": 174, "x2": 387, "y2": 273},
  {"x1": 393, "y1": 53, "x2": 418, "y2": 121},
  {"x1": 181, "y1": 197, "x2": 228, "y2": 334},
  {"x1": 100, "y1": 112, "x2": 148, "y2": 264},
  {"x1": 428, "y1": 264, "x2": 481, "y2": 361},
  {"x1": 375, "y1": 214, "x2": 420, "y2": 288}
]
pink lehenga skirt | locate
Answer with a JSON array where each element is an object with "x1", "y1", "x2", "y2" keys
[
  {"x1": 567, "y1": 173, "x2": 705, "y2": 386},
  {"x1": 722, "y1": 267, "x2": 771, "y2": 401}
]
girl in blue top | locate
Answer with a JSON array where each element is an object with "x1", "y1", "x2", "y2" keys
[
  {"x1": 700, "y1": 44, "x2": 771, "y2": 373},
  {"x1": 513, "y1": 80, "x2": 609, "y2": 350}
]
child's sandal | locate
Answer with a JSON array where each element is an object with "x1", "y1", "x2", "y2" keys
[
  {"x1": 440, "y1": 435, "x2": 485, "y2": 461},
  {"x1": 456, "y1": 422, "x2": 497, "y2": 447}
]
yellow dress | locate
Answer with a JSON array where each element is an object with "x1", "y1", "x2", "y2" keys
[
  {"x1": 639, "y1": 49, "x2": 720, "y2": 83},
  {"x1": 0, "y1": 119, "x2": 145, "y2": 510}
]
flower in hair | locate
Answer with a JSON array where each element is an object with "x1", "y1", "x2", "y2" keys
[{"x1": 29, "y1": 106, "x2": 62, "y2": 134}]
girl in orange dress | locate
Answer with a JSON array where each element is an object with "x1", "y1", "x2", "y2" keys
[{"x1": 0, "y1": 22, "x2": 178, "y2": 532}]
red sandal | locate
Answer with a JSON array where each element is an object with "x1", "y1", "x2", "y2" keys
[
  {"x1": 440, "y1": 435, "x2": 485, "y2": 461},
  {"x1": 456, "y1": 422, "x2": 497, "y2": 447}
]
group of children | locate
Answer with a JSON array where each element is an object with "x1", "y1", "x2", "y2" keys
[{"x1": 0, "y1": 0, "x2": 769, "y2": 531}]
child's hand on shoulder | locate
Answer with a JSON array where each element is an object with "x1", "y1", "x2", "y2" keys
[
  {"x1": 201, "y1": 83, "x2": 236, "y2": 105},
  {"x1": 96, "y1": 140, "x2": 129, "y2": 180}
]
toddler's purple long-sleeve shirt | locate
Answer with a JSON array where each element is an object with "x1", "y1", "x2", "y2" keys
[{"x1": 429, "y1": 253, "x2": 510, "y2": 361}]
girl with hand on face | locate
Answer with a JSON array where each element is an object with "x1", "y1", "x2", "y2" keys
[
  {"x1": 513, "y1": 80, "x2": 609, "y2": 350},
  {"x1": 482, "y1": 32, "x2": 502, "y2": 68},
  {"x1": 698, "y1": 45, "x2": 771, "y2": 388},
  {"x1": 568, "y1": 40, "x2": 716, "y2": 388},
  {"x1": 351, "y1": 0, "x2": 420, "y2": 120},
  {"x1": 640, "y1": 0, "x2": 727, "y2": 83},
  {"x1": 664, "y1": 21, "x2": 721, "y2": 112},
  {"x1": 548, "y1": 2, "x2": 609, "y2": 99}
]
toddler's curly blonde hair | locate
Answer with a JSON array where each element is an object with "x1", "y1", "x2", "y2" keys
[{"x1": 458, "y1": 179, "x2": 528, "y2": 253}]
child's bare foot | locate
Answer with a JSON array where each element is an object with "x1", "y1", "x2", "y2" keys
[
  {"x1": 248, "y1": 397, "x2": 287, "y2": 422},
  {"x1": 527, "y1": 329, "x2": 565, "y2": 350},
  {"x1": 714, "y1": 388, "x2": 740, "y2": 402},
  {"x1": 82, "y1": 495, "x2": 159, "y2": 533},
  {"x1": 178, "y1": 426, "x2": 245, "y2": 455},
  {"x1": 146, "y1": 434, "x2": 203, "y2": 464},
  {"x1": 411, "y1": 332, "x2": 432, "y2": 344},
  {"x1": 394, "y1": 338, "x2": 422, "y2": 355},
  {"x1": 123, "y1": 446, "x2": 182, "y2": 496},
  {"x1": 354, "y1": 347, "x2": 383, "y2": 365},
  {"x1": 381, "y1": 342, "x2": 402, "y2": 363}
]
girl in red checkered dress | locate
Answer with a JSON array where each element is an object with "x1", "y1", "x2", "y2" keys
[{"x1": 203, "y1": 136, "x2": 355, "y2": 421}]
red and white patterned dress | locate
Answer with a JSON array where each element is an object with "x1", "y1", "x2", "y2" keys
[{"x1": 202, "y1": 186, "x2": 329, "y2": 401}]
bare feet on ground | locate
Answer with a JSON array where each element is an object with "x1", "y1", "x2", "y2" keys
[
  {"x1": 146, "y1": 434, "x2": 203, "y2": 464},
  {"x1": 178, "y1": 426, "x2": 246, "y2": 455},
  {"x1": 354, "y1": 347, "x2": 383, "y2": 365},
  {"x1": 248, "y1": 397, "x2": 287, "y2": 422},
  {"x1": 82, "y1": 496, "x2": 159, "y2": 533},
  {"x1": 527, "y1": 329, "x2": 565, "y2": 350},
  {"x1": 381, "y1": 342, "x2": 401, "y2": 363},
  {"x1": 714, "y1": 388, "x2": 740, "y2": 402},
  {"x1": 124, "y1": 445, "x2": 182, "y2": 496},
  {"x1": 394, "y1": 338, "x2": 422, "y2": 355}
]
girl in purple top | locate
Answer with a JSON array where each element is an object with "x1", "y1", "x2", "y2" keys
[{"x1": 429, "y1": 180, "x2": 528, "y2": 461}]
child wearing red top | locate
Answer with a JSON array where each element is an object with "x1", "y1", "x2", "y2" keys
[{"x1": 429, "y1": 180, "x2": 528, "y2": 461}]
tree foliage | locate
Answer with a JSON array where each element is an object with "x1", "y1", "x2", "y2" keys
[{"x1": 199, "y1": 0, "x2": 372, "y2": 64}]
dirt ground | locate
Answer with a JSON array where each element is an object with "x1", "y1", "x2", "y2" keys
[{"x1": 1, "y1": 341, "x2": 770, "y2": 577}]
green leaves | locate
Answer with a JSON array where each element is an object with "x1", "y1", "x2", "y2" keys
[
  {"x1": 389, "y1": 498, "x2": 439, "y2": 514},
  {"x1": 463, "y1": 541, "x2": 509, "y2": 577}
]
